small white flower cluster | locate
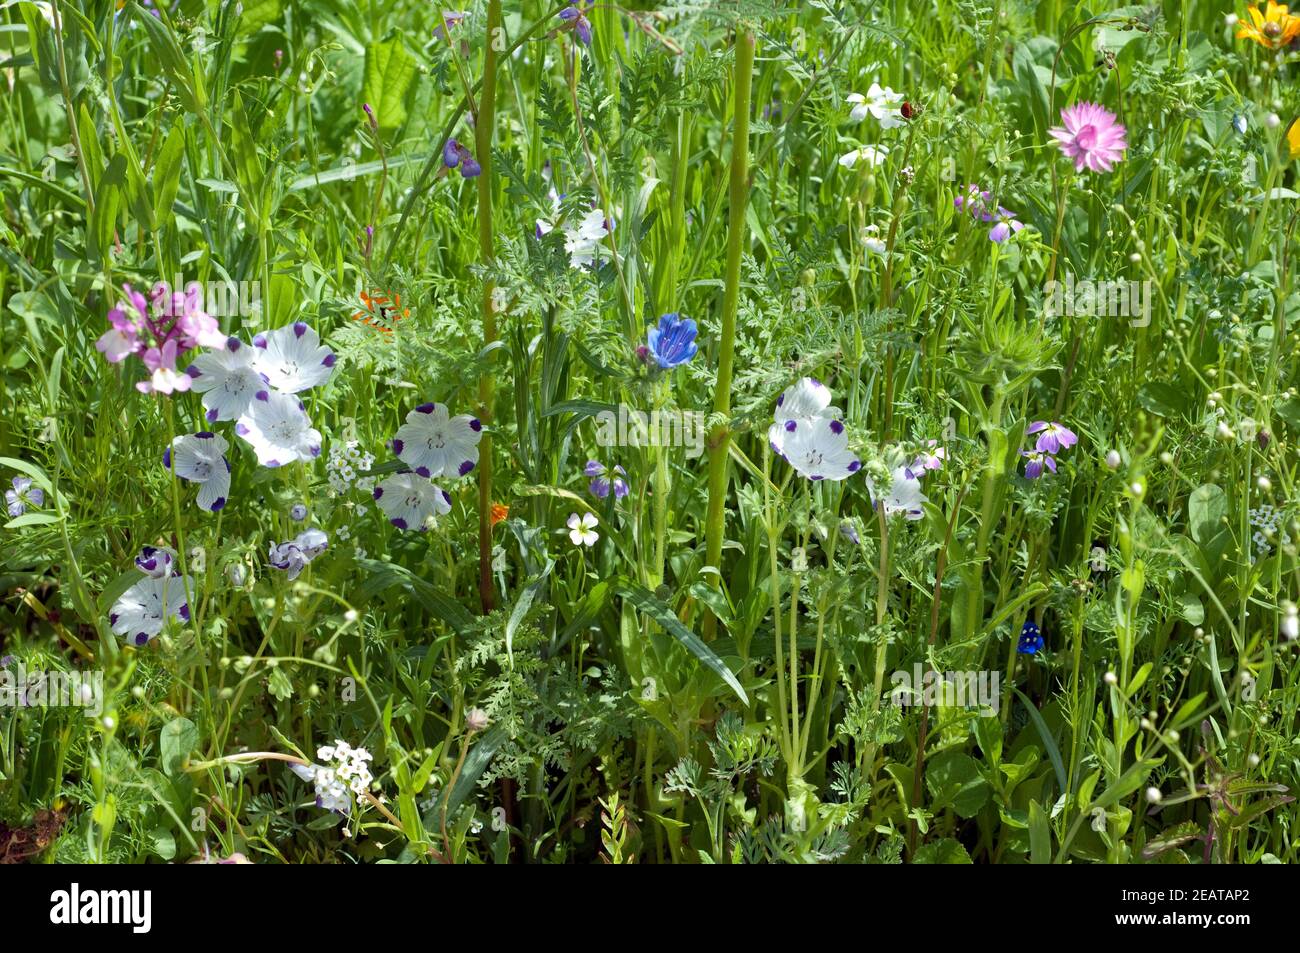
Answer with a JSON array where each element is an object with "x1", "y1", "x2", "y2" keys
[
  {"x1": 327, "y1": 439, "x2": 376, "y2": 496},
  {"x1": 1249, "y1": 504, "x2": 1290, "y2": 560},
  {"x1": 292, "y1": 739, "x2": 374, "y2": 814}
]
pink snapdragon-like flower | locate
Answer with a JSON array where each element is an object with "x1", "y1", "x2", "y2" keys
[
  {"x1": 138, "y1": 339, "x2": 192, "y2": 395},
  {"x1": 1049, "y1": 102, "x2": 1127, "y2": 173}
]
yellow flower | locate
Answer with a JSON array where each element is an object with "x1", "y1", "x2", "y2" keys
[
  {"x1": 1288, "y1": 117, "x2": 1300, "y2": 159},
  {"x1": 1236, "y1": 2, "x2": 1300, "y2": 48}
]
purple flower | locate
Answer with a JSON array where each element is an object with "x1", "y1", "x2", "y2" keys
[
  {"x1": 5, "y1": 476, "x2": 44, "y2": 518},
  {"x1": 1049, "y1": 102, "x2": 1127, "y2": 174},
  {"x1": 1027, "y1": 421, "x2": 1078, "y2": 455},
  {"x1": 585, "y1": 460, "x2": 628, "y2": 499},
  {"x1": 1021, "y1": 450, "x2": 1057, "y2": 480},
  {"x1": 988, "y1": 207, "x2": 1024, "y2": 243},
  {"x1": 433, "y1": 9, "x2": 468, "y2": 40},
  {"x1": 443, "y1": 138, "x2": 481, "y2": 178},
  {"x1": 646, "y1": 313, "x2": 698, "y2": 369},
  {"x1": 558, "y1": 3, "x2": 593, "y2": 45}
]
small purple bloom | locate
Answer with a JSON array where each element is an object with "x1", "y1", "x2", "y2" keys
[
  {"x1": 1021, "y1": 450, "x2": 1058, "y2": 480},
  {"x1": 1027, "y1": 421, "x2": 1078, "y2": 455},
  {"x1": 443, "y1": 138, "x2": 482, "y2": 178},
  {"x1": 558, "y1": 3, "x2": 593, "y2": 45},
  {"x1": 6, "y1": 476, "x2": 45, "y2": 518},
  {"x1": 585, "y1": 460, "x2": 629, "y2": 500}
]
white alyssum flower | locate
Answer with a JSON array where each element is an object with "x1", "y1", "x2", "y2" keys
[
  {"x1": 290, "y1": 739, "x2": 374, "y2": 814},
  {"x1": 326, "y1": 439, "x2": 375, "y2": 495}
]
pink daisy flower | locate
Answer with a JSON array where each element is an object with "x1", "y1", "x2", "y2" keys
[{"x1": 1049, "y1": 102, "x2": 1127, "y2": 173}]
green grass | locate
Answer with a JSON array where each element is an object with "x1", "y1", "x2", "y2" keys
[{"x1": 0, "y1": 0, "x2": 1298, "y2": 864}]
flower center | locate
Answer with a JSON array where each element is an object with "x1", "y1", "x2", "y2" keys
[
  {"x1": 1264, "y1": 20, "x2": 1282, "y2": 37},
  {"x1": 1075, "y1": 124, "x2": 1098, "y2": 149}
]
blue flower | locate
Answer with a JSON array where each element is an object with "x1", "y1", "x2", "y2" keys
[
  {"x1": 1018, "y1": 620, "x2": 1044, "y2": 655},
  {"x1": 646, "y1": 313, "x2": 698, "y2": 369}
]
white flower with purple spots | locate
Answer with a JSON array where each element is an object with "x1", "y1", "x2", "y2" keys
[
  {"x1": 866, "y1": 465, "x2": 928, "y2": 519},
  {"x1": 392, "y1": 402, "x2": 482, "y2": 479},
  {"x1": 110, "y1": 549, "x2": 192, "y2": 646},
  {"x1": 780, "y1": 416, "x2": 861, "y2": 481},
  {"x1": 165, "y1": 432, "x2": 231, "y2": 512},
  {"x1": 250, "y1": 322, "x2": 336, "y2": 393},
  {"x1": 373, "y1": 472, "x2": 452, "y2": 530},
  {"x1": 134, "y1": 544, "x2": 179, "y2": 578},
  {"x1": 769, "y1": 378, "x2": 842, "y2": 459},
  {"x1": 235, "y1": 390, "x2": 322, "y2": 467},
  {"x1": 184, "y1": 336, "x2": 264, "y2": 422},
  {"x1": 268, "y1": 528, "x2": 328, "y2": 580}
]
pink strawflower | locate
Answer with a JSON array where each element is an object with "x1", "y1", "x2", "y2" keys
[{"x1": 1049, "y1": 102, "x2": 1127, "y2": 173}]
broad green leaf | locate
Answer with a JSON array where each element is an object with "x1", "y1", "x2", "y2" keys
[{"x1": 362, "y1": 40, "x2": 416, "y2": 130}]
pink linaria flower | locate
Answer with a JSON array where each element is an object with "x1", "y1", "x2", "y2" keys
[{"x1": 1049, "y1": 102, "x2": 1127, "y2": 173}]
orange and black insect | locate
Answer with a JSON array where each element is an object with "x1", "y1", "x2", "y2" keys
[{"x1": 352, "y1": 290, "x2": 411, "y2": 334}]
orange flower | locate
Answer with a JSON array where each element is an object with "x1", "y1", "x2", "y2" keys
[
  {"x1": 490, "y1": 502, "x2": 509, "y2": 527},
  {"x1": 1236, "y1": 2, "x2": 1300, "y2": 48}
]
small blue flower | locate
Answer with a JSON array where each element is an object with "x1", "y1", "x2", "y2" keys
[
  {"x1": 290, "y1": 503, "x2": 308, "y2": 521},
  {"x1": 1018, "y1": 620, "x2": 1044, "y2": 655},
  {"x1": 646, "y1": 313, "x2": 698, "y2": 369}
]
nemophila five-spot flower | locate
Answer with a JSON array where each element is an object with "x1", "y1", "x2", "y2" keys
[
  {"x1": 268, "y1": 528, "x2": 328, "y2": 580},
  {"x1": 1028, "y1": 420, "x2": 1078, "y2": 455},
  {"x1": 165, "y1": 432, "x2": 231, "y2": 513},
  {"x1": 185, "y1": 336, "x2": 264, "y2": 422},
  {"x1": 585, "y1": 460, "x2": 628, "y2": 499},
  {"x1": 250, "y1": 322, "x2": 336, "y2": 394},
  {"x1": 443, "y1": 138, "x2": 482, "y2": 178},
  {"x1": 646, "y1": 313, "x2": 698, "y2": 369},
  {"x1": 290, "y1": 503, "x2": 308, "y2": 521},
  {"x1": 1049, "y1": 102, "x2": 1127, "y2": 173},
  {"x1": 393, "y1": 402, "x2": 483, "y2": 478},
  {"x1": 134, "y1": 544, "x2": 178, "y2": 578},
  {"x1": 866, "y1": 465, "x2": 927, "y2": 519},
  {"x1": 1018, "y1": 620, "x2": 1044, "y2": 655},
  {"x1": 770, "y1": 378, "x2": 841, "y2": 459},
  {"x1": 567, "y1": 511, "x2": 599, "y2": 547},
  {"x1": 780, "y1": 416, "x2": 861, "y2": 481},
  {"x1": 110, "y1": 548, "x2": 192, "y2": 647},
  {"x1": 5, "y1": 476, "x2": 44, "y2": 518},
  {"x1": 1021, "y1": 449, "x2": 1057, "y2": 480},
  {"x1": 373, "y1": 472, "x2": 452, "y2": 530},
  {"x1": 235, "y1": 390, "x2": 322, "y2": 467},
  {"x1": 847, "y1": 83, "x2": 905, "y2": 128},
  {"x1": 838, "y1": 144, "x2": 889, "y2": 169}
]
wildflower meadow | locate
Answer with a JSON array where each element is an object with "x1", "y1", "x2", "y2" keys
[{"x1": 2, "y1": 0, "x2": 1300, "y2": 872}]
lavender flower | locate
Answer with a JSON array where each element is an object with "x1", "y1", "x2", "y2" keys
[
  {"x1": 1027, "y1": 421, "x2": 1078, "y2": 455},
  {"x1": 585, "y1": 460, "x2": 628, "y2": 499},
  {"x1": 5, "y1": 476, "x2": 44, "y2": 518}
]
